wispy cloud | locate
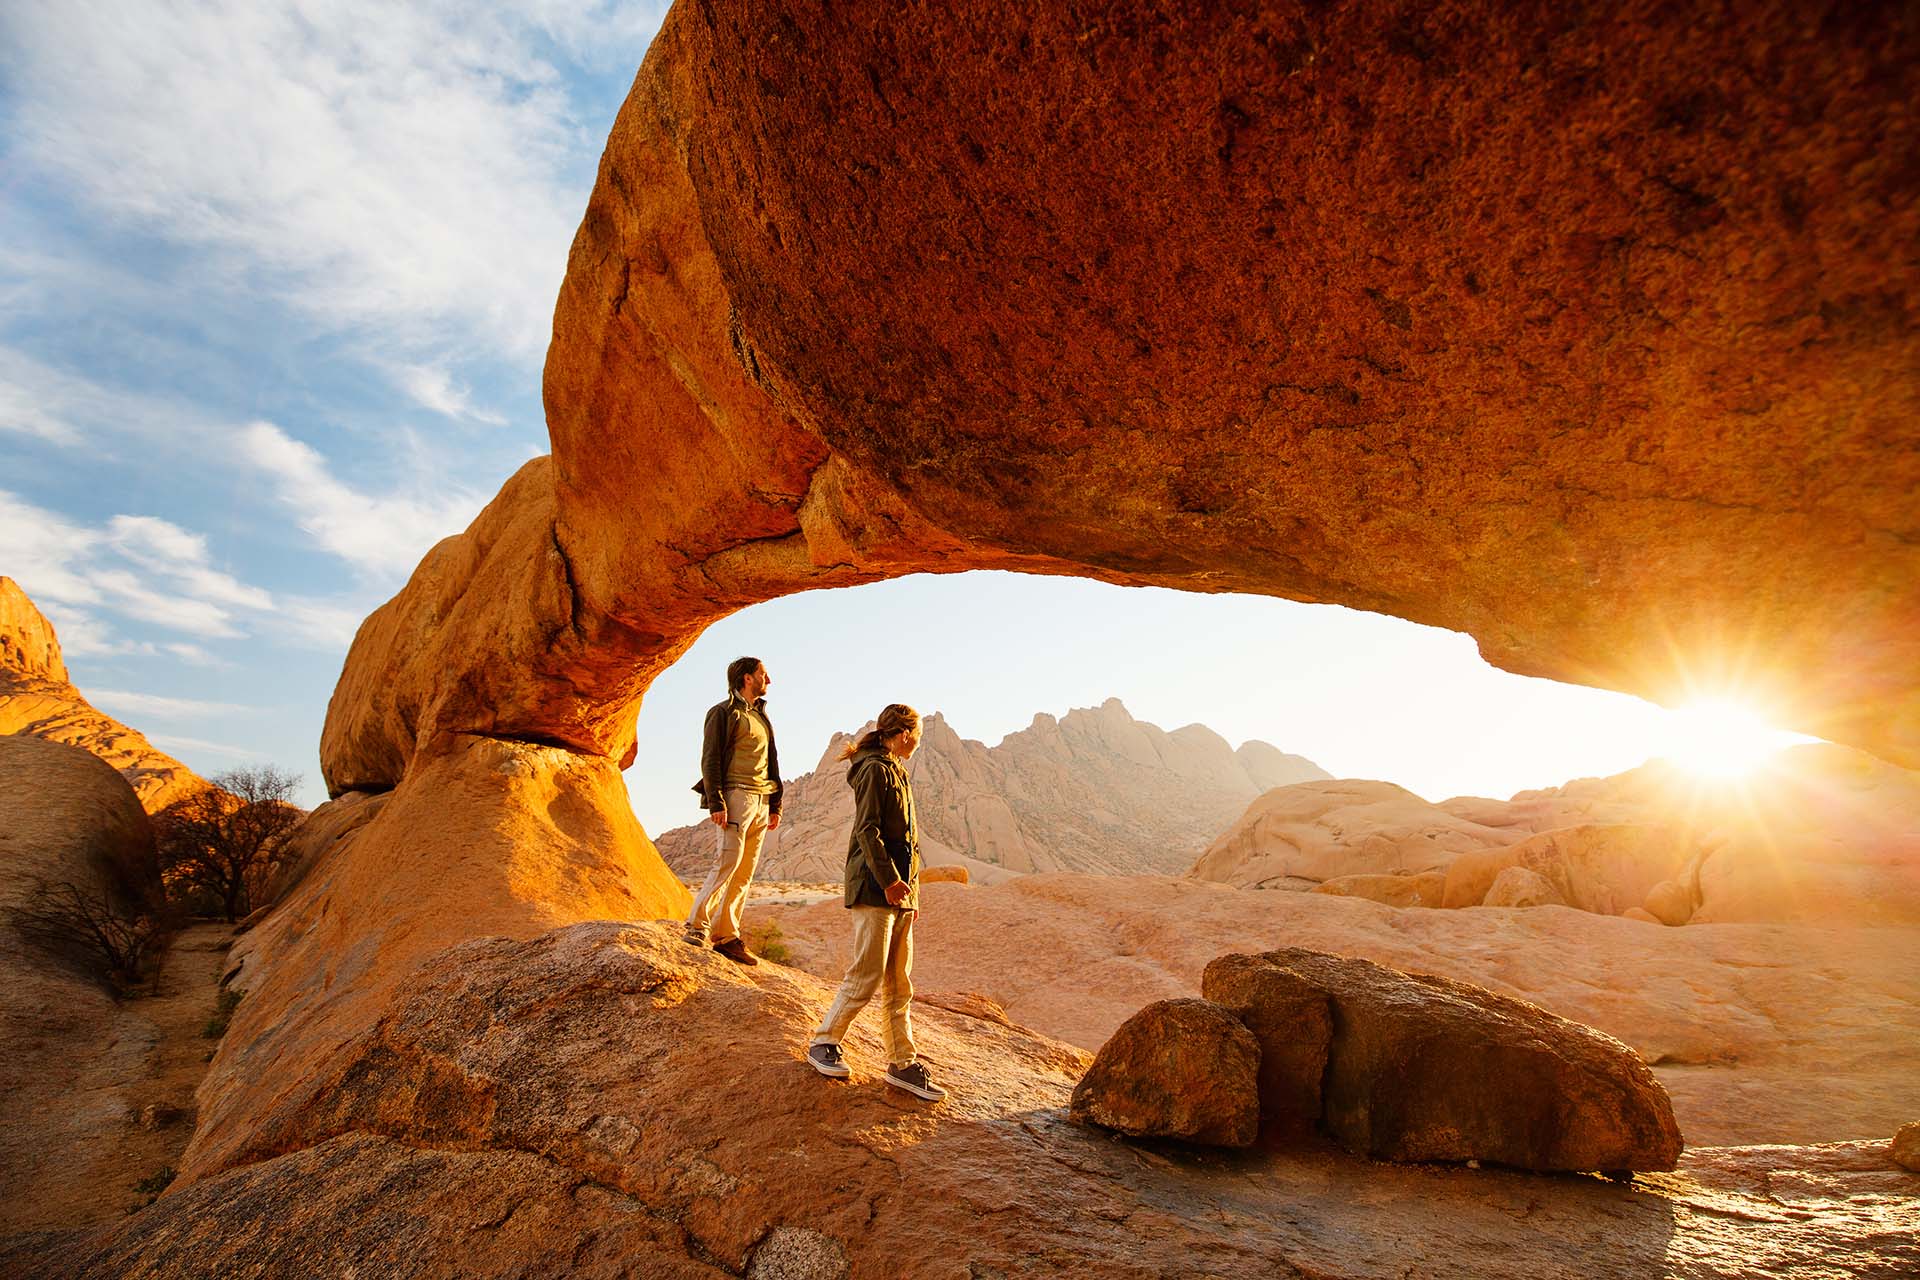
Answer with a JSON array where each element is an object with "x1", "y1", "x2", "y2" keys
[
  {"x1": 90, "y1": 688, "x2": 252, "y2": 719},
  {"x1": 0, "y1": 487, "x2": 372, "y2": 656},
  {"x1": 396, "y1": 363, "x2": 507, "y2": 426},
  {"x1": 147, "y1": 732, "x2": 264, "y2": 760},
  {"x1": 1, "y1": 0, "x2": 665, "y2": 364},
  {"x1": 234, "y1": 420, "x2": 484, "y2": 578}
]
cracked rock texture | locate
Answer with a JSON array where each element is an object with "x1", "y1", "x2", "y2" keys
[
  {"x1": 9, "y1": 922, "x2": 1914, "y2": 1279},
  {"x1": 1068, "y1": 997, "x2": 1262, "y2": 1147},
  {"x1": 1202, "y1": 949, "x2": 1683, "y2": 1171},
  {"x1": 766, "y1": 874, "x2": 1920, "y2": 1152}
]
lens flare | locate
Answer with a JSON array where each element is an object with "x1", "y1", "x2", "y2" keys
[{"x1": 1658, "y1": 698, "x2": 1796, "y2": 778}]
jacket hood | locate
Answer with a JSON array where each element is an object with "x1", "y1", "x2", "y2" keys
[{"x1": 844, "y1": 744, "x2": 893, "y2": 786}]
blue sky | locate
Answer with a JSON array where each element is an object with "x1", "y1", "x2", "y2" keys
[{"x1": 0, "y1": 2, "x2": 1806, "y2": 835}]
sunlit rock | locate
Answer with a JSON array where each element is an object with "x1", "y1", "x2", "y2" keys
[
  {"x1": 1069, "y1": 997, "x2": 1261, "y2": 1147},
  {"x1": 0, "y1": 577, "x2": 212, "y2": 813},
  {"x1": 1204, "y1": 949, "x2": 1683, "y2": 1172}
]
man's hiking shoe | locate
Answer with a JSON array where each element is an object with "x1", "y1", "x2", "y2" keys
[
  {"x1": 713, "y1": 937, "x2": 758, "y2": 966},
  {"x1": 682, "y1": 928, "x2": 709, "y2": 948},
  {"x1": 807, "y1": 1043, "x2": 851, "y2": 1079},
  {"x1": 885, "y1": 1061, "x2": 947, "y2": 1102}
]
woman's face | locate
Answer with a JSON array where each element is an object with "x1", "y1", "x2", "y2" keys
[{"x1": 888, "y1": 725, "x2": 922, "y2": 760}]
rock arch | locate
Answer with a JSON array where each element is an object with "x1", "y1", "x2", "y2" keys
[{"x1": 192, "y1": 0, "x2": 1917, "y2": 1183}]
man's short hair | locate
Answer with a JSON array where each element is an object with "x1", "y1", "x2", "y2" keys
[{"x1": 727, "y1": 656, "x2": 764, "y2": 692}]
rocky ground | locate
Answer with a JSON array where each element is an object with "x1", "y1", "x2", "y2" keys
[
  {"x1": 762, "y1": 875, "x2": 1920, "y2": 1149},
  {"x1": 4, "y1": 919, "x2": 1913, "y2": 1279},
  {"x1": 0, "y1": 923, "x2": 231, "y2": 1233}
]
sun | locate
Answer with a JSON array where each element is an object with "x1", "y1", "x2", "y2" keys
[{"x1": 1657, "y1": 697, "x2": 1796, "y2": 779}]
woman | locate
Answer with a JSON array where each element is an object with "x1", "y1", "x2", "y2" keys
[{"x1": 806, "y1": 703, "x2": 946, "y2": 1101}]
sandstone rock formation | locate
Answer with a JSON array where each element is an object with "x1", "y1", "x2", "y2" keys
[
  {"x1": 1310, "y1": 870, "x2": 1447, "y2": 908},
  {"x1": 1067, "y1": 997, "x2": 1261, "y2": 1147},
  {"x1": 1895, "y1": 1122, "x2": 1920, "y2": 1174},
  {"x1": 657, "y1": 699, "x2": 1326, "y2": 881},
  {"x1": 1196, "y1": 746, "x2": 1920, "y2": 929},
  {"x1": 0, "y1": 578, "x2": 212, "y2": 813},
  {"x1": 56, "y1": 6, "x2": 1914, "y2": 1275},
  {"x1": 1204, "y1": 949, "x2": 1682, "y2": 1171},
  {"x1": 1192, "y1": 778, "x2": 1514, "y2": 890},
  {"x1": 11, "y1": 919, "x2": 1912, "y2": 1279},
  {"x1": 0, "y1": 735, "x2": 163, "y2": 1231},
  {"x1": 1481, "y1": 864, "x2": 1566, "y2": 908},
  {"x1": 765, "y1": 874, "x2": 1920, "y2": 1151}
]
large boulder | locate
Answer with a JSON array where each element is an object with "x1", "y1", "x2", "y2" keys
[
  {"x1": 1894, "y1": 1122, "x2": 1920, "y2": 1173},
  {"x1": 1193, "y1": 780, "x2": 1514, "y2": 890},
  {"x1": 0, "y1": 735, "x2": 164, "y2": 1232},
  {"x1": 1202, "y1": 949, "x2": 1683, "y2": 1172},
  {"x1": 1069, "y1": 997, "x2": 1261, "y2": 1146}
]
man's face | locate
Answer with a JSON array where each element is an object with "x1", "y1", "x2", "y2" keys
[{"x1": 744, "y1": 665, "x2": 770, "y2": 699}]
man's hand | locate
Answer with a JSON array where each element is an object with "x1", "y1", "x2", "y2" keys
[
  {"x1": 709, "y1": 810, "x2": 727, "y2": 827},
  {"x1": 768, "y1": 811, "x2": 782, "y2": 831},
  {"x1": 884, "y1": 880, "x2": 911, "y2": 907}
]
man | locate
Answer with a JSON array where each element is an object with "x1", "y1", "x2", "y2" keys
[{"x1": 685, "y1": 656, "x2": 782, "y2": 964}]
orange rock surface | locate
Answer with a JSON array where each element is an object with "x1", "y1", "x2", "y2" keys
[
  {"x1": 0, "y1": 736, "x2": 163, "y2": 1231},
  {"x1": 11, "y1": 921, "x2": 1913, "y2": 1279},
  {"x1": 766, "y1": 874, "x2": 1918, "y2": 1150},
  {"x1": 0, "y1": 578, "x2": 212, "y2": 813},
  {"x1": 54, "y1": 7, "x2": 1911, "y2": 1274}
]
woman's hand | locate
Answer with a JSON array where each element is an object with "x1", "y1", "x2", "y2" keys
[{"x1": 884, "y1": 879, "x2": 911, "y2": 907}]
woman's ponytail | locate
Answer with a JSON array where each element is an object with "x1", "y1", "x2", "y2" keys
[{"x1": 837, "y1": 703, "x2": 920, "y2": 760}]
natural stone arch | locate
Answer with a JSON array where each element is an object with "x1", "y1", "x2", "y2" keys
[
  {"x1": 326, "y1": 0, "x2": 1918, "y2": 795},
  {"x1": 190, "y1": 0, "x2": 1917, "y2": 1186}
]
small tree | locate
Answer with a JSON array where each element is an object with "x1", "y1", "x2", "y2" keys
[{"x1": 155, "y1": 765, "x2": 303, "y2": 922}]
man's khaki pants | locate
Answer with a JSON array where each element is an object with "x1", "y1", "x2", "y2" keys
[
  {"x1": 686, "y1": 788, "x2": 769, "y2": 944},
  {"x1": 811, "y1": 904, "x2": 916, "y2": 1066}
]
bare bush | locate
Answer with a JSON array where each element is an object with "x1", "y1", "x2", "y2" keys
[
  {"x1": 156, "y1": 765, "x2": 303, "y2": 922},
  {"x1": 6, "y1": 873, "x2": 173, "y2": 989}
]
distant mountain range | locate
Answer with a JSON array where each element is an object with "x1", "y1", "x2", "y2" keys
[{"x1": 653, "y1": 696, "x2": 1329, "y2": 881}]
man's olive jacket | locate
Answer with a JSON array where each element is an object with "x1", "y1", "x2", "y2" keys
[
  {"x1": 842, "y1": 745, "x2": 920, "y2": 911},
  {"x1": 691, "y1": 693, "x2": 783, "y2": 816}
]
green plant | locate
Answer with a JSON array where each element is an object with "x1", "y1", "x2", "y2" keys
[
  {"x1": 202, "y1": 986, "x2": 243, "y2": 1039},
  {"x1": 745, "y1": 920, "x2": 791, "y2": 964}
]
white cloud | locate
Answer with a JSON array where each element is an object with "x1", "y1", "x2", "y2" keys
[
  {"x1": 0, "y1": 488, "x2": 377, "y2": 655},
  {"x1": 0, "y1": 488, "x2": 104, "y2": 605},
  {"x1": 235, "y1": 420, "x2": 483, "y2": 578},
  {"x1": 0, "y1": 344, "x2": 209, "y2": 454},
  {"x1": 105, "y1": 516, "x2": 275, "y2": 611},
  {"x1": 1, "y1": 0, "x2": 666, "y2": 363},
  {"x1": 90, "y1": 688, "x2": 251, "y2": 718},
  {"x1": 396, "y1": 363, "x2": 506, "y2": 426},
  {"x1": 148, "y1": 732, "x2": 263, "y2": 760},
  {"x1": 85, "y1": 568, "x2": 248, "y2": 639}
]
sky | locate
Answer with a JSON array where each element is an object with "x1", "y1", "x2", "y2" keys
[{"x1": 0, "y1": 2, "x2": 1812, "y2": 838}]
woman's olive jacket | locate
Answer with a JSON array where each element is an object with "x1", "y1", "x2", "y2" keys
[{"x1": 843, "y1": 745, "x2": 920, "y2": 911}]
